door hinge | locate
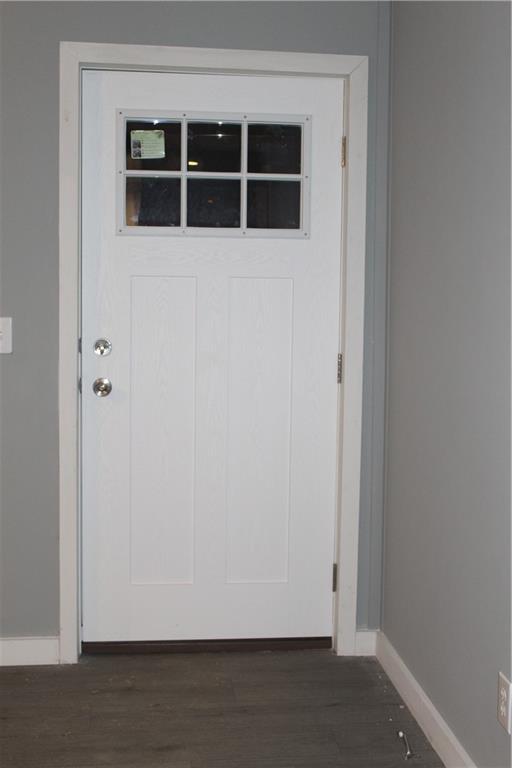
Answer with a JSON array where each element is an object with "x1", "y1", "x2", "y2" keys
[
  {"x1": 78, "y1": 377, "x2": 82, "y2": 394},
  {"x1": 337, "y1": 353, "x2": 343, "y2": 384},
  {"x1": 332, "y1": 563, "x2": 338, "y2": 592},
  {"x1": 78, "y1": 337, "x2": 82, "y2": 354},
  {"x1": 341, "y1": 136, "x2": 347, "y2": 168}
]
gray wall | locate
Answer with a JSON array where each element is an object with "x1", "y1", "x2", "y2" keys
[
  {"x1": 0, "y1": 2, "x2": 390, "y2": 637},
  {"x1": 384, "y1": 3, "x2": 510, "y2": 767}
]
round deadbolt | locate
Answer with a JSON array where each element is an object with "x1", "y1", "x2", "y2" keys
[
  {"x1": 93, "y1": 378, "x2": 112, "y2": 397},
  {"x1": 94, "y1": 338, "x2": 112, "y2": 356}
]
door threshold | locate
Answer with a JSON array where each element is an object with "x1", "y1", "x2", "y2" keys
[{"x1": 81, "y1": 637, "x2": 332, "y2": 654}]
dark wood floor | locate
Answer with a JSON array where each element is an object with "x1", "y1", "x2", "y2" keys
[{"x1": 0, "y1": 651, "x2": 444, "y2": 767}]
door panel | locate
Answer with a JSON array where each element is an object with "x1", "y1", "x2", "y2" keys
[
  {"x1": 226, "y1": 277, "x2": 293, "y2": 584},
  {"x1": 130, "y1": 276, "x2": 196, "y2": 585},
  {"x1": 81, "y1": 69, "x2": 344, "y2": 641}
]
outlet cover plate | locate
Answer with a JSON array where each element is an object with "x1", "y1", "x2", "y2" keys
[
  {"x1": 0, "y1": 317, "x2": 12, "y2": 354},
  {"x1": 498, "y1": 672, "x2": 512, "y2": 734}
]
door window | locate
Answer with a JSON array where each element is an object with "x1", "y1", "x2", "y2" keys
[
  {"x1": 119, "y1": 112, "x2": 310, "y2": 237},
  {"x1": 125, "y1": 120, "x2": 181, "y2": 171},
  {"x1": 187, "y1": 122, "x2": 242, "y2": 173}
]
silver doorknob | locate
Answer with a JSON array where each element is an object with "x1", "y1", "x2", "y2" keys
[
  {"x1": 93, "y1": 378, "x2": 112, "y2": 397},
  {"x1": 94, "y1": 338, "x2": 112, "y2": 356}
]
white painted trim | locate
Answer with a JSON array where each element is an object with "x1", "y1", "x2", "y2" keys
[
  {"x1": 60, "y1": 42, "x2": 368, "y2": 663},
  {"x1": 61, "y1": 41, "x2": 365, "y2": 79},
  {"x1": 59, "y1": 43, "x2": 81, "y2": 665},
  {"x1": 354, "y1": 630, "x2": 378, "y2": 656},
  {"x1": 334, "y1": 57, "x2": 368, "y2": 657},
  {"x1": 0, "y1": 637, "x2": 60, "y2": 667},
  {"x1": 376, "y1": 632, "x2": 477, "y2": 768}
]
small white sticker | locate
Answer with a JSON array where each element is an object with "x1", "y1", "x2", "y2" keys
[{"x1": 130, "y1": 130, "x2": 165, "y2": 160}]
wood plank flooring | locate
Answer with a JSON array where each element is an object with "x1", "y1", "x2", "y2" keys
[{"x1": 0, "y1": 651, "x2": 444, "y2": 767}]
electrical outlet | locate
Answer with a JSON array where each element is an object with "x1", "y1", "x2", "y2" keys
[{"x1": 498, "y1": 672, "x2": 512, "y2": 734}]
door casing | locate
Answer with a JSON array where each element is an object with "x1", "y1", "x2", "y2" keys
[{"x1": 59, "y1": 41, "x2": 369, "y2": 663}]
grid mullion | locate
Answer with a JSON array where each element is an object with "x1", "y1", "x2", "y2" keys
[
  {"x1": 125, "y1": 170, "x2": 182, "y2": 178},
  {"x1": 181, "y1": 118, "x2": 187, "y2": 231},
  {"x1": 246, "y1": 174, "x2": 302, "y2": 182},
  {"x1": 241, "y1": 119, "x2": 248, "y2": 232}
]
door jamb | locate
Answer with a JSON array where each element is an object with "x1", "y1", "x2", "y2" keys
[{"x1": 59, "y1": 42, "x2": 368, "y2": 663}]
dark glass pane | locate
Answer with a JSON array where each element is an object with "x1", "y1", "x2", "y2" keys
[
  {"x1": 248, "y1": 124, "x2": 302, "y2": 174},
  {"x1": 247, "y1": 181, "x2": 301, "y2": 229},
  {"x1": 126, "y1": 121, "x2": 181, "y2": 171},
  {"x1": 187, "y1": 180, "x2": 240, "y2": 228},
  {"x1": 126, "y1": 178, "x2": 181, "y2": 227},
  {"x1": 187, "y1": 123, "x2": 241, "y2": 172}
]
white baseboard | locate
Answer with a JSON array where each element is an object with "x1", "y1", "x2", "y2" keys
[
  {"x1": 354, "y1": 629, "x2": 378, "y2": 655},
  {"x1": 376, "y1": 632, "x2": 476, "y2": 768},
  {"x1": 0, "y1": 636, "x2": 60, "y2": 666}
]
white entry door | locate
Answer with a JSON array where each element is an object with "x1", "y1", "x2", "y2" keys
[{"x1": 81, "y1": 68, "x2": 344, "y2": 642}]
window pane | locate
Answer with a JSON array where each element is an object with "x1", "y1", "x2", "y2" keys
[
  {"x1": 126, "y1": 121, "x2": 181, "y2": 171},
  {"x1": 187, "y1": 123, "x2": 241, "y2": 173},
  {"x1": 247, "y1": 181, "x2": 301, "y2": 229},
  {"x1": 187, "y1": 179, "x2": 240, "y2": 228},
  {"x1": 248, "y1": 124, "x2": 302, "y2": 174},
  {"x1": 126, "y1": 178, "x2": 181, "y2": 227}
]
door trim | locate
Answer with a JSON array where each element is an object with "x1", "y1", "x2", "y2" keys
[{"x1": 59, "y1": 42, "x2": 368, "y2": 664}]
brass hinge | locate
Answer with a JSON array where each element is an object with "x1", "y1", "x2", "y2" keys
[
  {"x1": 337, "y1": 353, "x2": 343, "y2": 384},
  {"x1": 332, "y1": 563, "x2": 338, "y2": 592},
  {"x1": 341, "y1": 136, "x2": 347, "y2": 168}
]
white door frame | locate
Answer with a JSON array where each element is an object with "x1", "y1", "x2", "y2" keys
[{"x1": 59, "y1": 41, "x2": 368, "y2": 664}]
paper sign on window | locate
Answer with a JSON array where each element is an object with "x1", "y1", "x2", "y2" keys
[{"x1": 130, "y1": 130, "x2": 166, "y2": 160}]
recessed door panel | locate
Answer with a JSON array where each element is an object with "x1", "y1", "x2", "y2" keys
[
  {"x1": 226, "y1": 278, "x2": 293, "y2": 584},
  {"x1": 130, "y1": 276, "x2": 196, "y2": 585}
]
